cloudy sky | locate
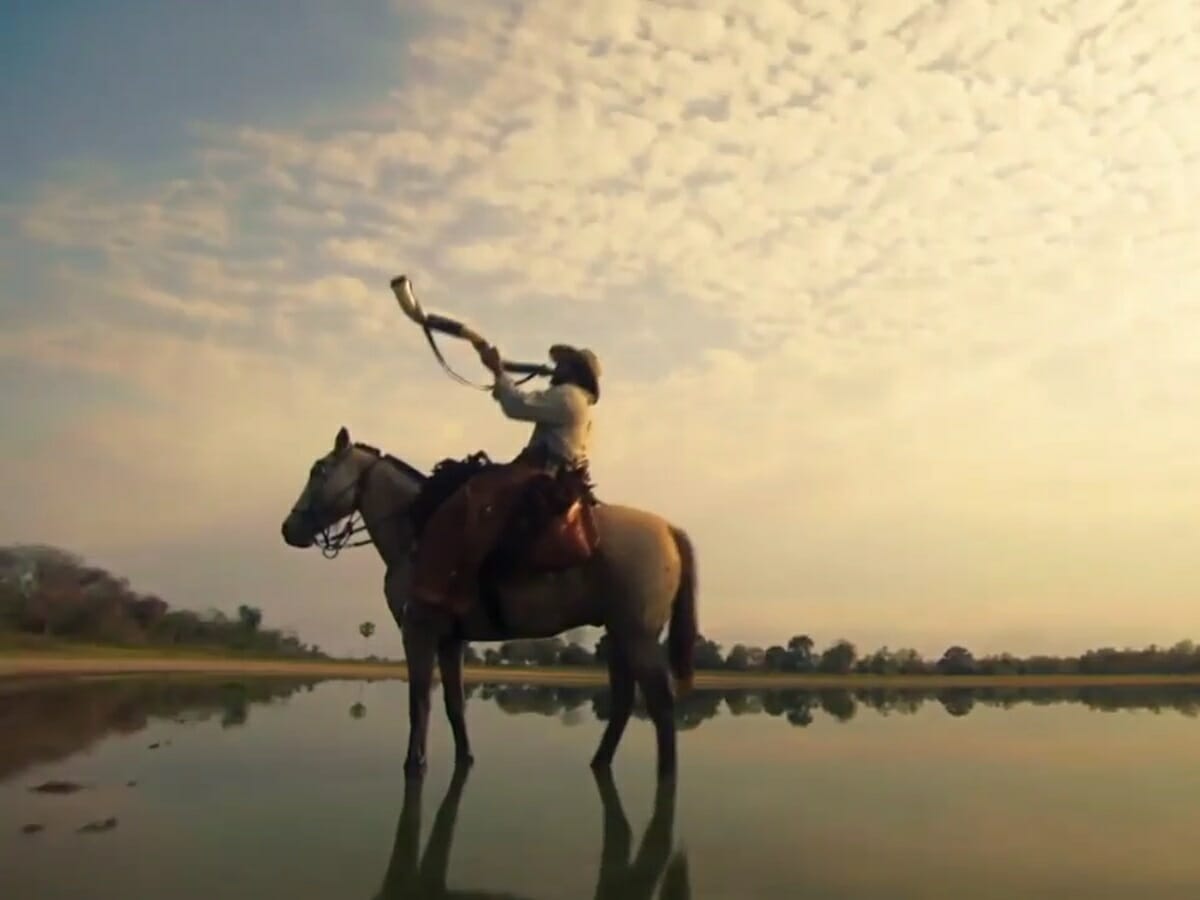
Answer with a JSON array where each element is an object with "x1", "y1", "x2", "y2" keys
[{"x1": 2, "y1": 0, "x2": 1198, "y2": 659}]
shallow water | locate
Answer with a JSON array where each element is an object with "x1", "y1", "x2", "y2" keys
[{"x1": 3, "y1": 677, "x2": 1200, "y2": 899}]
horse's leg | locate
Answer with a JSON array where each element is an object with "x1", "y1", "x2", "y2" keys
[
  {"x1": 591, "y1": 638, "x2": 635, "y2": 770},
  {"x1": 630, "y1": 636, "x2": 678, "y2": 778},
  {"x1": 437, "y1": 638, "x2": 474, "y2": 767},
  {"x1": 384, "y1": 580, "x2": 406, "y2": 633},
  {"x1": 402, "y1": 625, "x2": 436, "y2": 778}
]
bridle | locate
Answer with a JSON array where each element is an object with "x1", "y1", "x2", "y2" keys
[{"x1": 290, "y1": 452, "x2": 382, "y2": 559}]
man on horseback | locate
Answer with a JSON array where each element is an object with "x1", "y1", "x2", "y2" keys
[{"x1": 410, "y1": 342, "x2": 603, "y2": 619}]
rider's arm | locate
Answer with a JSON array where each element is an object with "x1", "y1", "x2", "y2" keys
[{"x1": 491, "y1": 373, "x2": 575, "y2": 424}]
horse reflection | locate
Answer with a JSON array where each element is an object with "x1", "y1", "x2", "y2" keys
[{"x1": 376, "y1": 767, "x2": 689, "y2": 899}]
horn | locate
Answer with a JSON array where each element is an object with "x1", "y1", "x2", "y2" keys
[{"x1": 390, "y1": 275, "x2": 426, "y2": 324}]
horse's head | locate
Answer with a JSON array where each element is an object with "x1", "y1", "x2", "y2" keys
[{"x1": 281, "y1": 425, "x2": 372, "y2": 548}]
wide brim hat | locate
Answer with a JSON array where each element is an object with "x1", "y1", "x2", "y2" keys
[{"x1": 549, "y1": 344, "x2": 601, "y2": 396}]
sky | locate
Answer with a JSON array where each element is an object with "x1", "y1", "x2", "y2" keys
[{"x1": 2, "y1": 0, "x2": 1199, "y2": 660}]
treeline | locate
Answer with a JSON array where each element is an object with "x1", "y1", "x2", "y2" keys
[
  {"x1": 472, "y1": 634, "x2": 1200, "y2": 677},
  {"x1": 0, "y1": 544, "x2": 327, "y2": 659}
]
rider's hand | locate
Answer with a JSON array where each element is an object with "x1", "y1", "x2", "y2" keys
[{"x1": 478, "y1": 344, "x2": 502, "y2": 374}]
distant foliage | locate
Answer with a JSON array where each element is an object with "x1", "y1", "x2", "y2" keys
[
  {"x1": 8, "y1": 543, "x2": 1197, "y2": 676},
  {"x1": 0, "y1": 543, "x2": 327, "y2": 658},
  {"x1": 468, "y1": 681, "x2": 1200, "y2": 731}
]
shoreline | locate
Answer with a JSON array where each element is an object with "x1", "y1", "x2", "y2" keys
[{"x1": 4, "y1": 654, "x2": 1200, "y2": 689}]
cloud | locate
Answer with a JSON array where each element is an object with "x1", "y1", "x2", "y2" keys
[{"x1": 4, "y1": 0, "x2": 1200, "y2": 655}]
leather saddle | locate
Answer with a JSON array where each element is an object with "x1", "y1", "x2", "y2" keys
[{"x1": 409, "y1": 451, "x2": 600, "y2": 616}]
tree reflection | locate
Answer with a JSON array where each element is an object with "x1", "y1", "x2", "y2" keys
[
  {"x1": 374, "y1": 767, "x2": 689, "y2": 899},
  {"x1": 0, "y1": 677, "x2": 319, "y2": 783},
  {"x1": 937, "y1": 689, "x2": 976, "y2": 718},
  {"x1": 477, "y1": 682, "x2": 1200, "y2": 730}
]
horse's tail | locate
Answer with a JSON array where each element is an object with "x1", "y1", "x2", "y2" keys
[{"x1": 667, "y1": 526, "x2": 698, "y2": 694}]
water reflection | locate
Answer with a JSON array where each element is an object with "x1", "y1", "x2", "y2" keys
[
  {"x1": 5, "y1": 677, "x2": 1196, "y2": 783},
  {"x1": 5, "y1": 677, "x2": 1200, "y2": 898},
  {"x1": 377, "y1": 767, "x2": 689, "y2": 900},
  {"x1": 468, "y1": 681, "x2": 1200, "y2": 728},
  {"x1": 0, "y1": 676, "x2": 320, "y2": 783}
]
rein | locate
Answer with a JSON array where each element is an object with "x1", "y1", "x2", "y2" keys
[{"x1": 314, "y1": 512, "x2": 374, "y2": 559}]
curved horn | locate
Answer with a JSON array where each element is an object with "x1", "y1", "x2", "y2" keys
[
  {"x1": 390, "y1": 274, "x2": 426, "y2": 324},
  {"x1": 388, "y1": 274, "x2": 554, "y2": 384}
]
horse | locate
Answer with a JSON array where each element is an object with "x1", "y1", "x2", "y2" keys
[{"x1": 280, "y1": 426, "x2": 699, "y2": 778}]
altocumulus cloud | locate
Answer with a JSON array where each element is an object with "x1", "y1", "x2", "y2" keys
[{"x1": 3, "y1": 0, "x2": 1200, "y2": 657}]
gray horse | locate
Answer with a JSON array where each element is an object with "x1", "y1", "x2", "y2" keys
[{"x1": 280, "y1": 426, "x2": 698, "y2": 777}]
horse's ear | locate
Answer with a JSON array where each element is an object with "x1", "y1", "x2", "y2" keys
[{"x1": 334, "y1": 426, "x2": 350, "y2": 452}]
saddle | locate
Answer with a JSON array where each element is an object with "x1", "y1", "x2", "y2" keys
[{"x1": 409, "y1": 451, "x2": 600, "y2": 617}]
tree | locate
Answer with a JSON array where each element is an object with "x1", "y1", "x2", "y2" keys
[
  {"x1": 359, "y1": 621, "x2": 375, "y2": 656},
  {"x1": 893, "y1": 647, "x2": 927, "y2": 675},
  {"x1": 594, "y1": 634, "x2": 611, "y2": 665},
  {"x1": 237, "y1": 605, "x2": 263, "y2": 632},
  {"x1": 497, "y1": 638, "x2": 565, "y2": 666},
  {"x1": 559, "y1": 642, "x2": 594, "y2": 666},
  {"x1": 937, "y1": 645, "x2": 976, "y2": 676},
  {"x1": 787, "y1": 635, "x2": 815, "y2": 672},
  {"x1": 817, "y1": 639, "x2": 857, "y2": 674},
  {"x1": 764, "y1": 645, "x2": 789, "y2": 671},
  {"x1": 131, "y1": 596, "x2": 168, "y2": 628},
  {"x1": 530, "y1": 637, "x2": 565, "y2": 667},
  {"x1": 725, "y1": 644, "x2": 751, "y2": 671},
  {"x1": 692, "y1": 636, "x2": 724, "y2": 670},
  {"x1": 863, "y1": 646, "x2": 900, "y2": 676}
]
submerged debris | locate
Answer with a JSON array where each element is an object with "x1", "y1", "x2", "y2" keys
[
  {"x1": 21, "y1": 823, "x2": 45, "y2": 835},
  {"x1": 77, "y1": 817, "x2": 118, "y2": 834},
  {"x1": 29, "y1": 780, "x2": 86, "y2": 794}
]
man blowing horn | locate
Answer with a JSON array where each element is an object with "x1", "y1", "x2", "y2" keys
[{"x1": 478, "y1": 342, "x2": 602, "y2": 475}]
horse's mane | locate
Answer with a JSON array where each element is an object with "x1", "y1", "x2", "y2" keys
[{"x1": 352, "y1": 442, "x2": 428, "y2": 484}]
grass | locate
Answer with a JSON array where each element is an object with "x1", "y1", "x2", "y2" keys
[
  {"x1": 0, "y1": 633, "x2": 334, "y2": 661},
  {"x1": 4, "y1": 638, "x2": 1200, "y2": 688}
]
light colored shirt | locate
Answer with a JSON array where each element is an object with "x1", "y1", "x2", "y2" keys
[{"x1": 491, "y1": 373, "x2": 594, "y2": 466}]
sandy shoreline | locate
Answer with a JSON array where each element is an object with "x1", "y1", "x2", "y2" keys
[{"x1": 4, "y1": 655, "x2": 1200, "y2": 690}]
